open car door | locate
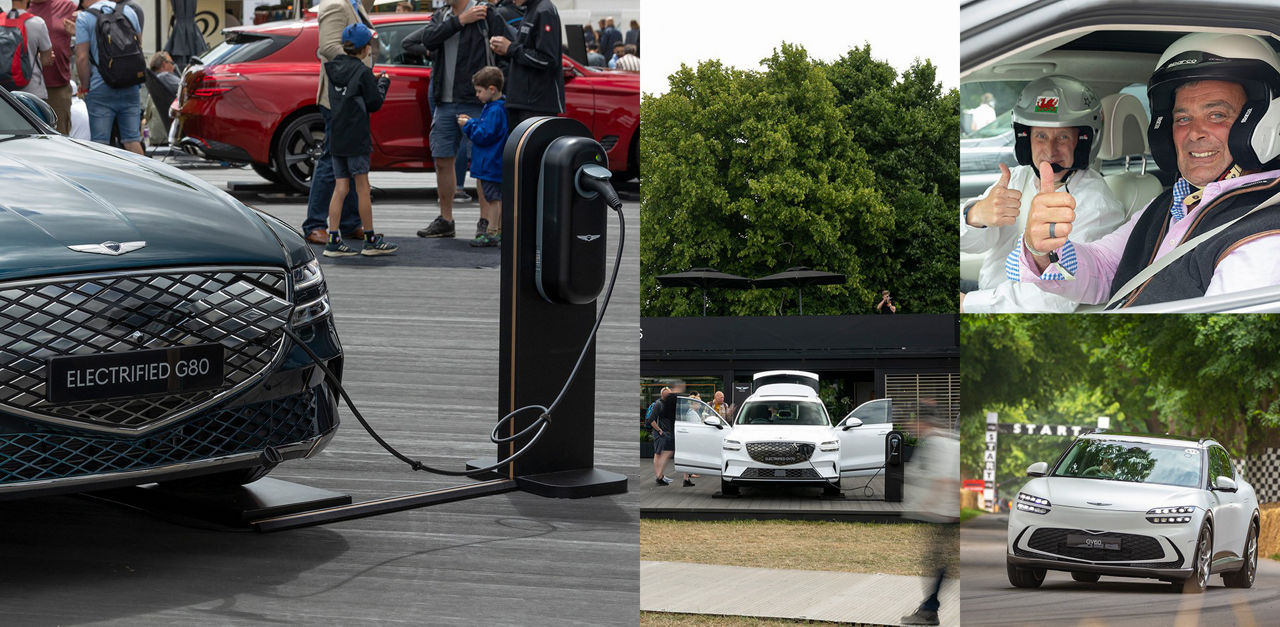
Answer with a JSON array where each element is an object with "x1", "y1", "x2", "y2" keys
[
  {"x1": 672, "y1": 396, "x2": 728, "y2": 476},
  {"x1": 836, "y1": 398, "x2": 893, "y2": 477}
]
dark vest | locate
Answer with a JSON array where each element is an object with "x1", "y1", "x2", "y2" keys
[{"x1": 1107, "y1": 176, "x2": 1280, "y2": 309}]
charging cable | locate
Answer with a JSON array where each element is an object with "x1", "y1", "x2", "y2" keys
[{"x1": 284, "y1": 169, "x2": 626, "y2": 478}]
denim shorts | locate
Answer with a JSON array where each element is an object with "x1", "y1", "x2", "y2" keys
[
  {"x1": 85, "y1": 85, "x2": 141, "y2": 144},
  {"x1": 430, "y1": 102, "x2": 483, "y2": 159},
  {"x1": 479, "y1": 179, "x2": 502, "y2": 203},
  {"x1": 332, "y1": 154, "x2": 371, "y2": 179}
]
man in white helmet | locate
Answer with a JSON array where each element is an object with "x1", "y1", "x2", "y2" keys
[
  {"x1": 960, "y1": 76, "x2": 1126, "y2": 312},
  {"x1": 1012, "y1": 33, "x2": 1280, "y2": 308}
]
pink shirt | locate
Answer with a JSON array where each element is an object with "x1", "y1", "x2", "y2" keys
[
  {"x1": 1015, "y1": 170, "x2": 1280, "y2": 305},
  {"x1": 27, "y1": 0, "x2": 76, "y2": 88}
]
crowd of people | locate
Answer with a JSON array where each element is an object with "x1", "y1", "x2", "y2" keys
[
  {"x1": 582, "y1": 16, "x2": 639, "y2": 70},
  {"x1": 960, "y1": 33, "x2": 1280, "y2": 311}
]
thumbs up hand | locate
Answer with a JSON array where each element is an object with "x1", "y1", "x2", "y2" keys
[
  {"x1": 1024, "y1": 160, "x2": 1076, "y2": 257},
  {"x1": 965, "y1": 163, "x2": 1022, "y2": 228}
]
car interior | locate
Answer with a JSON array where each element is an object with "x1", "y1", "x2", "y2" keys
[
  {"x1": 959, "y1": 28, "x2": 1280, "y2": 297},
  {"x1": 738, "y1": 402, "x2": 829, "y2": 426}
]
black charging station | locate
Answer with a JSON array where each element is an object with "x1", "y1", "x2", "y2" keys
[
  {"x1": 473, "y1": 116, "x2": 627, "y2": 498},
  {"x1": 884, "y1": 430, "x2": 905, "y2": 503}
]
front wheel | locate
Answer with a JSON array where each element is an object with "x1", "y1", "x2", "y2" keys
[
  {"x1": 273, "y1": 111, "x2": 326, "y2": 194},
  {"x1": 252, "y1": 162, "x2": 286, "y2": 185},
  {"x1": 1007, "y1": 559, "x2": 1046, "y2": 588},
  {"x1": 720, "y1": 479, "x2": 740, "y2": 496},
  {"x1": 822, "y1": 479, "x2": 842, "y2": 496},
  {"x1": 1178, "y1": 523, "x2": 1213, "y2": 594},
  {"x1": 1222, "y1": 521, "x2": 1258, "y2": 588},
  {"x1": 1070, "y1": 572, "x2": 1100, "y2": 583}
]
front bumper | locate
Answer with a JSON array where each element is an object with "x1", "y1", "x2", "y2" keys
[
  {"x1": 723, "y1": 450, "x2": 839, "y2": 485},
  {"x1": 1007, "y1": 504, "x2": 1199, "y2": 579}
]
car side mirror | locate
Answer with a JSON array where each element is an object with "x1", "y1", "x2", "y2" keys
[
  {"x1": 1026, "y1": 462, "x2": 1048, "y2": 477},
  {"x1": 11, "y1": 91, "x2": 57, "y2": 129},
  {"x1": 563, "y1": 66, "x2": 575, "y2": 81},
  {"x1": 703, "y1": 415, "x2": 723, "y2": 429},
  {"x1": 840, "y1": 417, "x2": 863, "y2": 430},
  {"x1": 1213, "y1": 476, "x2": 1238, "y2": 492}
]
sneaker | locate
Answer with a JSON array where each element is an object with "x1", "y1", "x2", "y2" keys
[
  {"x1": 474, "y1": 218, "x2": 489, "y2": 239},
  {"x1": 655, "y1": 477, "x2": 668, "y2": 487},
  {"x1": 361, "y1": 233, "x2": 399, "y2": 256},
  {"x1": 682, "y1": 479, "x2": 695, "y2": 487},
  {"x1": 323, "y1": 238, "x2": 359, "y2": 257},
  {"x1": 660, "y1": 476, "x2": 673, "y2": 485},
  {"x1": 417, "y1": 216, "x2": 455, "y2": 238},
  {"x1": 900, "y1": 609, "x2": 939, "y2": 625},
  {"x1": 454, "y1": 190, "x2": 472, "y2": 202},
  {"x1": 469, "y1": 230, "x2": 501, "y2": 248}
]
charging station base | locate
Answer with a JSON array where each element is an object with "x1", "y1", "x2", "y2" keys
[
  {"x1": 87, "y1": 477, "x2": 352, "y2": 528},
  {"x1": 465, "y1": 456, "x2": 626, "y2": 499},
  {"x1": 515, "y1": 468, "x2": 628, "y2": 499}
]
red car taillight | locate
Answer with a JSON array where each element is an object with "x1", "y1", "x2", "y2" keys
[{"x1": 191, "y1": 73, "x2": 247, "y2": 98}]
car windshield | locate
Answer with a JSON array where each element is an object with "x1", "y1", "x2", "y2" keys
[
  {"x1": 0, "y1": 93, "x2": 39, "y2": 134},
  {"x1": 1052, "y1": 439, "x2": 1203, "y2": 488},
  {"x1": 736, "y1": 400, "x2": 830, "y2": 426}
]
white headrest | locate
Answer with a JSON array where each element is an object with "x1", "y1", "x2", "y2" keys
[{"x1": 1098, "y1": 93, "x2": 1150, "y2": 160}]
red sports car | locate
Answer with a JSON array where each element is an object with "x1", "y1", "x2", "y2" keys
[{"x1": 176, "y1": 13, "x2": 640, "y2": 192}]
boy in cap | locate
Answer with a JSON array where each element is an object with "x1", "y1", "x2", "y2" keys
[
  {"x1": 457, "y1": 65, "x2": 507, "y2": 247},
  {"x1": 324, "y1": 23, "x2": 396, "y2": 257}
]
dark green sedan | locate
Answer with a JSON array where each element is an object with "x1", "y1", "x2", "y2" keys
[{"x1": 0, "y1": 88, "x2": 342, "y2": 498}]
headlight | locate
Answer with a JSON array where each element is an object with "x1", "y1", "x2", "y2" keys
[
  {"x1": 290, "y1": 259, "x2": 331, "y2": 328},
  {"x1": 292, "y1": 259, "x2": 324, "y2": 291},
  {"x1": 1016, "y1": 491, "x2": 1051, "y2": 515},
  {"x1": 723, "y1": 439, "x2": 741, "y2": 451},
  {"x1": 1146, "y1": 506, "x2": 1197, "y2": 524},
  {"x1": 819, "y1": 440, "x2": 839, "y2": 451}
]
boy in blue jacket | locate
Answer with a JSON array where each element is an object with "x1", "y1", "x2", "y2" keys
[
  {"x1": 456, "y1": 66, "x2": 507, "y2": 247},
  {"x1": 324, "y1": 23, "x2": 396, "y2": 257}
]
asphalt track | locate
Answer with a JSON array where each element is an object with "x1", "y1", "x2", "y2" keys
[{"x1": 960, "y1": 512, "x2": 1280, "y2": 626}]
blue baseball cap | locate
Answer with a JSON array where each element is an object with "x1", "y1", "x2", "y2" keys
[{"x1": 342, "y1": 23, "x2": 376, "y2": 48}]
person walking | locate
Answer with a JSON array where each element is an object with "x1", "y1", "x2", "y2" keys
[{"x1": 74, "y1": 0, "x2": 144, "y2": 154}]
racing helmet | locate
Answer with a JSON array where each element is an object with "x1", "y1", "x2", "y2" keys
[
  {"x1": 1012, "y1": 75, "x2": 1103, "y2": 171},
  {"x1": 1147, "y1": 33, "x2": 1280, "y2": 174}
]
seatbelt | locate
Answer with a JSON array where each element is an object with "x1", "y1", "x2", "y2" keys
[{"x1": 1106, "y1": 189, "x2": 1280, "y2": 309}]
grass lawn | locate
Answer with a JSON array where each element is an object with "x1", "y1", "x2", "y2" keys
[
  {"x1": 640, "y1": 519, "x2": 957, "y2": 577},
  {"x1": 641, "y1": 612, "x2": 872, "y2": 626},
  {"x1": 961, "y1": 507, "x2": 986, "y2": 523}
]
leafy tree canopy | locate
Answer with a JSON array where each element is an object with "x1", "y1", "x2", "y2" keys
[{"x1": 640, "y1": 43, "x2": 958, "y2": 316}]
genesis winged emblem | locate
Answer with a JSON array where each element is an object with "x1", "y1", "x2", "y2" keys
[{"x1": 67, "y1": 241, "x2": 147, "y2": 256}]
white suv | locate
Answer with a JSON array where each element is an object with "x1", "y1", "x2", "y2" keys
[
  {"x1": 1008, "y1": 432, "x2": 1259, "y2": 593},
  {"x1": 673, "y1": 381, "x2": 892, "y2": 496}
]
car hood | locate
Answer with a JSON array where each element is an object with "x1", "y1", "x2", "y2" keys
[
  {"x1": 729, "y1": 424, "x2": 835, "y2": 443},
  {"x1": 1026, "y1": 477, "x2": 1204, "y2": 513},
  {"x1": 0, "y1": 135, "x2": 287, "y2": 281}
]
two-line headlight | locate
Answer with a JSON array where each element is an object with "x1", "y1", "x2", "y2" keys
[
  {"x1": 1146, "y1": 506, "x2": 1197, "y2": 524},
  {"x1": 819, "y1": 440, "x2": 840, "y2": 452},
  {"x1": 289, "y1": 259, "x2": 332, "y2": 328},
  {"x1": 1016, "y1": 491, "x2": 1051, "y2": 515},
  {"x1": 723, "y1": 439, "x2": 742, "y2": 451}
]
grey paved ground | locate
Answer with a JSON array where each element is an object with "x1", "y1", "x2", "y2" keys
[
  {"x1": 0, "y1": 166, "x2": 641, "y2": 626},
  {"x1": 961, "y1": 512, "x2": 1280, "y2": 626},
  {"x1": 641, "y1": 560, "x2": 959, "y2": 626},
  {"x1": 639, "y1": 457, "x2": 921, "y2": 521}
]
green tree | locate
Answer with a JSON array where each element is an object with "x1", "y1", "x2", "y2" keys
[{"x1": 640, "y1": 43, "x2": 956, "y2": 316}]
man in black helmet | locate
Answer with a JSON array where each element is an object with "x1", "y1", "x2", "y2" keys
[{"x1": 1012, "y1": 33, "x2": 1280, "y2": 309}]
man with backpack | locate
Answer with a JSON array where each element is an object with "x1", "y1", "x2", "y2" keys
[
  {"x1": 74, "y1": 0, "x2": 144, "y2": 153},
  {"x1": 1, "y1": 0, "x2": 53, "y2": 101}
]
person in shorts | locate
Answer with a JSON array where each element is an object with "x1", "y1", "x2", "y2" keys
[
  {"x1": 321, "y1": 24, "x2": 397, "y2": 258},
  {"x1": 74, "y1": 0, "x2": 142, "y2": 153}
]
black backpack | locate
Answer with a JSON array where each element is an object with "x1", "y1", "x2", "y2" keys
[
  {"x1": 0, "y1": 10, "x2": 34, "y2": 90},
  {"x1": 87, "y1": 4, "x2": 144, "y2": 88}
]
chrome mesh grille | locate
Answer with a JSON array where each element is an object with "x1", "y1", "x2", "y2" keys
[
  {"x1": 740, "y1": 467, "x2": 820, "y2": 479},
  {"x1": 0, "y1": 268, "x2": 291, "y2": 431},
  {"x1": 1026, "y1": 528, "x2": 1166, "y2": 562},
  {"x1": 746, "y1": 441, "x2": 815, "y2": 466},
  {"x1": 0, "y1": 389, "x2": 318, "y2": 484}
]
